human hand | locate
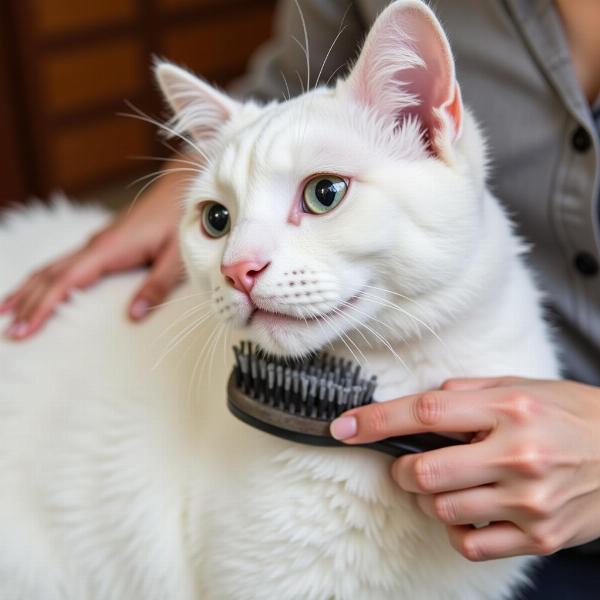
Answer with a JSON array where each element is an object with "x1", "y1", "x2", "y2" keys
[
  {"x1": 330, "y1": 376, "x2": 600, "y2": 561},
  {"x1": 1, "y1": 158, "x2": 188, "y2": 340}
]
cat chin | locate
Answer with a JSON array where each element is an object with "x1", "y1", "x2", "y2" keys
[{"x1": 245, "y1": 318, "x2": 331, "y2": 359}]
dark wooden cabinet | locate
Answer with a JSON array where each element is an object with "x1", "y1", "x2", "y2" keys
[
  {"x1": 0, "y1": 0, "x2": 276, "y2": 206},
  {"x1": 0, "y1": 2, "x2": 28, "y2": 208}
]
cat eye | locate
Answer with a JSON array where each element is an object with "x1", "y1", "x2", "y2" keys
[
  {"x1": 302, "y1": 175, "x2": 348, "y2": 215},
  {"x1": 201, "y1": 202, "x2": 230, "y2": 238}
]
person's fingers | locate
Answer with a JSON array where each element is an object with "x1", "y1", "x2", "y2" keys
[
  {"x1": 9, "y1": 284, "x2": 51, "y2": 334},
  {"x1": 416, "y1": 486, "x2": 505, "y2": 525},
  {"x1": 4, "y1": 270, "x2": 47, "y2": 311},
  {"x1": 5, "y1": 256, "x2": 103, "y2": 340},
  {"x1": 0, "y1": 291, "x2": 20, "y2": 314},
  {"x1": 441, "y1": 376, "x2": 523, "y2": 392},
  {"x1": 2, "y1": 272, "x2": 49, "y2": 336},
  {"x1": 446, "y1": 521, "x2": 555, "y2": 561},
  {"x1": 391, "y1": 439, "x2": 501, "y2": 494},
  {"x1": 1, "y1": 292, "x2": 23, "y2": 315},
  {"x1": 128, "y1": 240, "x2": 182, "y2": 321},
  {"x1": 330, "y1": 389, "x2": 499, "y2": 443},
  {"x1": 14, "y1": 284, "x2": 73, "y2": 338}
]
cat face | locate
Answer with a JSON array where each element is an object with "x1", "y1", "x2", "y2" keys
[{"x1": 156, "y1": 0, "x2": 485, "y2": 357}]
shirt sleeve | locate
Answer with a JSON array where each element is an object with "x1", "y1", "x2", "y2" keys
[{"x1": 228, "y1": 0, "x2": 366, "y2": 102}]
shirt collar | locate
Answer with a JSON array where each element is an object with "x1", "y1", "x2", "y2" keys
[{"x1": 505, "y1": 0, "x2": 595, "y2": 125}]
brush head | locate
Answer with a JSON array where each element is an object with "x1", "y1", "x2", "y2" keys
[
  {"x1": 232, "y1": 340, "x2": 377, "y2": 420},
  {"x1": 227, "y1": 340, "x2": 463, "y2": 456}
]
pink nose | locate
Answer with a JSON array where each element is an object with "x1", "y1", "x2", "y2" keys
[{"x1": 221, "y1": 260, "x2": 270, "y2": 294}]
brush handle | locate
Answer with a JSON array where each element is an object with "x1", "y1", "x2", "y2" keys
[
  {"x1": 362, "y1": 433, "x2": 463, "y2": 457},
  {"x1": 227, "y1": 377, "x2": 463, "y2": 458}
]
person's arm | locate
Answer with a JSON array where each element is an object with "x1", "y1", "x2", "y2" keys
[{"x1": 330, "y1": 377, "x2": 600, "y2": 560}]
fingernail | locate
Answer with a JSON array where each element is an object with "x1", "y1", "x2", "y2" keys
[
  {"x1": 5, "y1": 322, "x2": 27, "y2": 338},
  {"x1": 330, "y1": 416, "x2": 357, "y2": 440},
  {"x1": 130, "y1": 299, "x2": 150, "y2": 320}
]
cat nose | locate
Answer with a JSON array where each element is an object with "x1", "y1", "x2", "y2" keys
[{"x1": 221, "y1": 260, "x2": 270, "y2": 294}]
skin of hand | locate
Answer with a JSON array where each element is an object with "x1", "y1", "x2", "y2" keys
[
  {"x1": 330, "y1": 376, "x2": 600, "y2": 561},
  {"x1": 0, "y1": 157, "x2": 189, "y2": 340}
]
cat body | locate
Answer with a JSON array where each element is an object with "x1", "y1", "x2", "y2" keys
[{"x1": 0, "y1": 2, "x2": 559, "y2": 598}]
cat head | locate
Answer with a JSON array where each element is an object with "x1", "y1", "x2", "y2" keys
[{"x1": 155, "y1": 0, "x2": 487, "y2": 358}]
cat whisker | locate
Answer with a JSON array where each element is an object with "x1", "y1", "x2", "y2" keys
[
  {"x1": 362, "y1": 289, "x2": 446, "y2": 346},
  {"x1": 187, "y1": 322, "x2": 221, "y2": 402},
  {"x1": 364, "y1": 283, "x2": 436, "y2": 319},
  {"x1": 157, "y1": 135, "x2": 212, "y2": 170},
  {"x1": 125, "y1": 164, "x2": 201, "y2": 212},
  {"x1": 361, "y1": 291, "x2": 464, "y2": 374},
  {"x1": 300, "y1": 306, "x2": 335, "y2": 355},
  {"x1": 206, "y1": 323, "x2": 226, "y2": 387},
  {"x1": 128, "y1": 154, "x2": 205, "y2": 171},
  {"x1": 325, "y1": 62, "x2": 348, "y2": 87},
  {"x1": 318, "y1": 309, "x2": 364, "y2": 369},
  {"x1": 314, "y1": 3, "x2": 351, "y2": 89},
  {"x1": 153, "y1": 311, "x2": 213, "y2": 371},
  {"x1": 280, "y1": 71, "x2": 292, "y2": 102},
  {"x1": 293, "y1": 0, "x2": 311, "y2": 90},
  {"x1": 150, "y1": 290, "x2": 212, "y2": 311},
  {"x1": 222, "y1": 324, "x2": 231, "y2": 369},
  {"x1": 128, "y1": 166, "x2": 204, "y2": 189},
  {"x1": 328, "y1": 306, "x2": 370, "y2": 366},
  {"x1": 120, "y1": 100, "x2": 211, "y2": 164},
  {"x1": 127, "y1": 171, "x2": 195, "y2": 214},
  {"x1": 329, "y1": 303, "x2": 373, "y2": 350},
  {"x1": 334, "y1": 301, "x2": 411, "y2": 375},
  {"x1": 295, "y1": 70, "x2": 306, "y2": 95},
  {"x1": 152, "y1": 300, "x2": 212, "y2": 346},
  {"x1": 338, "y1": 298, "x2": 396, "y2": 336}
]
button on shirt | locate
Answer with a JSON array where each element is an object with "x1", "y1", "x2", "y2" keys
[{"x1": 231, "y1": 0, "x2": 600, "y2": 384}]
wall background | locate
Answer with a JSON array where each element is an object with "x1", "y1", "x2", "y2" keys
[{"x1": 0, "y1": 0, "x2": 276, "y2": 210}]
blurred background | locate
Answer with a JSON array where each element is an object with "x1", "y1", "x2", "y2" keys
[{"x1": 0, "y1": 0, "x2": 276, "y2": 211}]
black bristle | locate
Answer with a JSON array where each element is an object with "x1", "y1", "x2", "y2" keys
[
  {"x1": 259, "y1": 359, "x2": 267, "y2": 401},
  {"x1": 233, "y1": 346, "x2": 242, "y2": 386},
  {"x1": 250, "y1": 354, "x2": 259, "y2": 398},
  {"x1": 300, "y1": 375, "x2": 309, "y2": 417},
  {"x1": 231, "y1": 342, "x2": 379, "y2": 422},
  {"x1": 283, "y1": 368, "x2": 292, "y2": 410},
  {"x1": 276, "y1": 365, "x2": 284, "y2": 408},
  {"x1": 267, "y1": 363, "x2": 275, "y2": 406}
]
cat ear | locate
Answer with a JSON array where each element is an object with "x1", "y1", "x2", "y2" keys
[
  {"x1": 154, "y1": 61, "x2": 240, "y2": 140},
  {"x1": 343, "y1": 0, "x2": 463, "y2": 155}
]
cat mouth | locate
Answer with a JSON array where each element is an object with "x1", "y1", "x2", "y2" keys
[{"x1": 248, "y1": 289, "x2": 364, "y2": 326}]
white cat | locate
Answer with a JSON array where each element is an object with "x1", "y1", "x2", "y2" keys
[{"x1": 0, "y1": 1, "x2": 559, "y2": 599}]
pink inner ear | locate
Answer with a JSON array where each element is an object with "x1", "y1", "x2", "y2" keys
[
  {"x1": 346, "y1": 4, "x2": 463, "y2": 155},
  {"x1": 392, "y1": 11, "x2": 462, "y2": 153}
]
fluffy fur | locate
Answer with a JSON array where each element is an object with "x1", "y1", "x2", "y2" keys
[{"x1": 0, "y1": 2, "x2": 558, "y2": 598}]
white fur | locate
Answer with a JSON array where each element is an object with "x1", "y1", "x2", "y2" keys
[{"x1": 0, "y1": 2, "x2": 558, "y2": 598}]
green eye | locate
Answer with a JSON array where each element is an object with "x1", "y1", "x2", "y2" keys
[
  {"x1": 302, "y1": 175, "x2": 348, "y2": 214},
  {"x1": 201, "y1": 202, "x2": 230, "y2": 238}
]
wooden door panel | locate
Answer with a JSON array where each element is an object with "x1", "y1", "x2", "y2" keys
[
  {"x1": 42, "y1": 40, "x2": 145, "y2": 115},
  {"x1": 51, "y1": 117, "x2": 151, "y2": 188},
  {"x1": 162, "y1": 4, "x2": 274, "y2": 81},
  {"x1": 32, "y1": 0, "x2": 138, "y2": 36}
]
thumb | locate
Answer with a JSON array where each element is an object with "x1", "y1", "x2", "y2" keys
[{"x1": 128, "y1": 240, "x2": 183, "y2": 321}]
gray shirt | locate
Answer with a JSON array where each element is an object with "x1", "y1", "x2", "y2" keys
[{"x1": 232, "y1": 0, "x2": 600, "y2": 385}]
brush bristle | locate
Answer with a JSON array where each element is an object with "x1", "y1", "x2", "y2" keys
[{"x1": 232, "y1": 341, "x2": 377, "y2": 421}]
